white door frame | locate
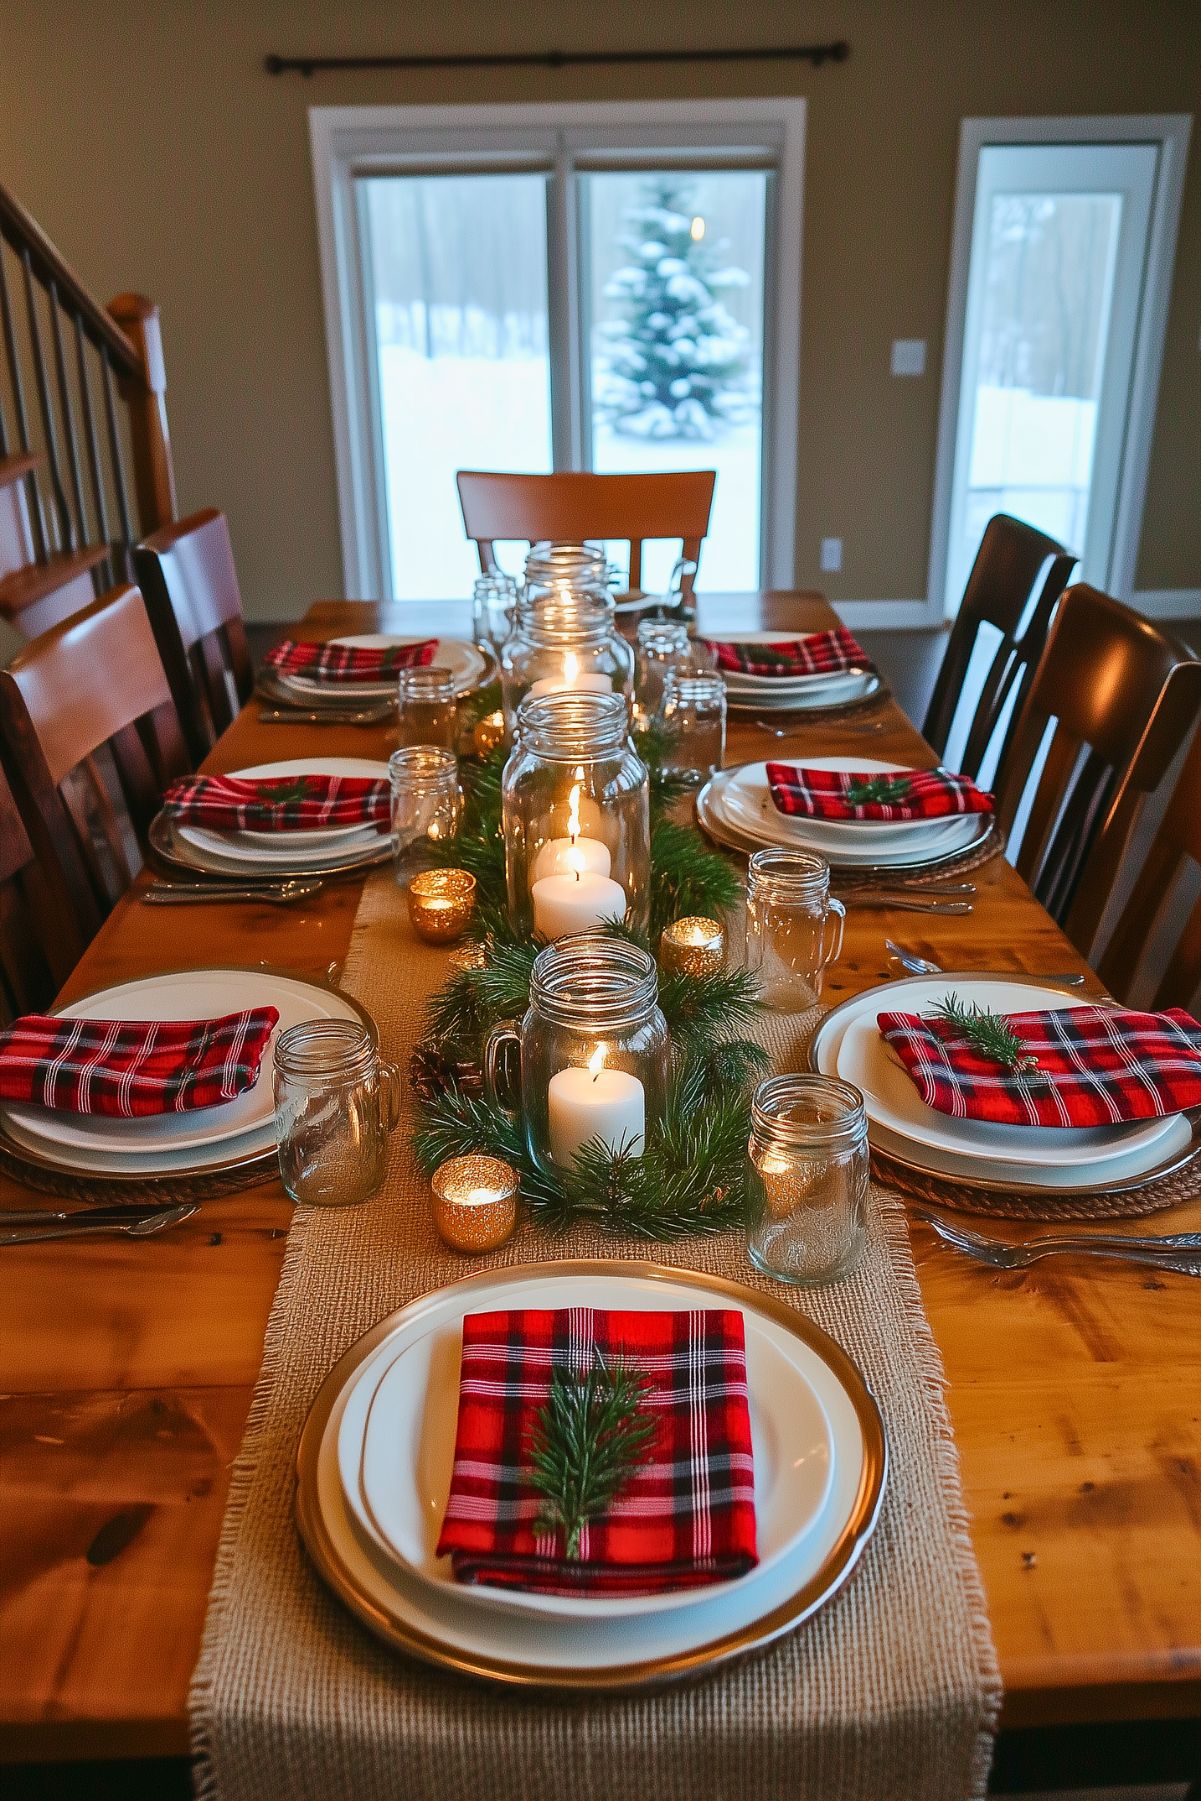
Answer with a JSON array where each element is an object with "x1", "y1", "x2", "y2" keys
[
  {"x1": 309, "y1": 99, "x2": 806, "y2": 601},
  {"x1": 927, "y1": 113, "x2": 1191, "y2": 625}
]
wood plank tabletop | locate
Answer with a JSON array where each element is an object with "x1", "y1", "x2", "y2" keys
[{"x1": 1, "y1": 591, "x2": 1198, "y2": 1763}]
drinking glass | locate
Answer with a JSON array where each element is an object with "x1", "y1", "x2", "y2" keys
[
  {"x1": 745, "y1": 1074, "x2": 868, "y2": 1285},
  {"x1": 634, "y1": 619, "x2": 691, "y2": 727},
  {"x1": 744, "y1": 848, "x2": 845, "y2": 1009},
  {"x1": 398, "y1": 665, "x2": 458, "y2": 749},
  {"x1": 659, "y1": 670, "x2": 727, "y2": 786},
  {"x1": 273, "y1": 1018, "x2": 400, "y2": 1207},
  {"x1": 388, "y1": 745, "x2": 462, "y2": 880}
]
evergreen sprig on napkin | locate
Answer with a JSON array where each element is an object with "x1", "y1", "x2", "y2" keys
[{"x1": 528, "y1": 1351, "x2": 656, "y2": 1559}]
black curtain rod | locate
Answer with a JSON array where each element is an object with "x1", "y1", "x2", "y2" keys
[{"x1": 264, "y1": 42, "x2": 850, "y2": 78}]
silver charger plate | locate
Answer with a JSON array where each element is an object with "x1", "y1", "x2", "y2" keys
[
  {"x1": 149, "y1": 812, "x2": 394, "y2": 879},
  {"x1": 694, "y1": 767, "x2": 1000, "y2": 877}
]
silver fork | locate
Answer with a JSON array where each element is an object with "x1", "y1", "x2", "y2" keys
[
  {"x1": 754, "y1": 716, "x2": 885, "y2": 738},
  {"x1": 915, "y1": 1209, "x2": 1201, "y2": 1278},
  {"x1": 884, "y1": 939, "x2": 1086, "y2": 986},
  {"x1": 142, "y1": 879, "x2": 324, "y2": 906},
  {"x1": 0, "y1": 1201, "x2": 198, "y2": 1247}
]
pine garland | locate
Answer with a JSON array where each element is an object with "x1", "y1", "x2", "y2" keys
[{"x1": 413, "y1": 704, "x2": 764, "y2": 1240}]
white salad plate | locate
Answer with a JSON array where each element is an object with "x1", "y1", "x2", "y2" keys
[
  {"x1": 0, "y1": 968, "x2": 371, "y2": 1173},
  {"x1": 719, "y1": 758, "x2": 980, "y2": 850},
  {"x1": 811, "y1": 974, "x2": 1192, "y2": 1190},
  {"x1": 297, "y1": 1262, "x2": 886, "y2": 1688},
  {"x1": 282, "y1": 635, "x2": 489, "y2": 701},
  {"x1": 725, "y1": 673, "x2": 879, "y2": 712},
  {"x1": 343, "y1": 1291, "x2": 836, "y2": 1621}
]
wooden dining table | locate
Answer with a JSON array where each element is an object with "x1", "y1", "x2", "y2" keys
[{"x1": 1, "y1": 590, "x2": 1199, "y2": 1792}]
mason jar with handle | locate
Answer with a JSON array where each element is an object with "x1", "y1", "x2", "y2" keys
[
  {"x1": 744, "y1": 847, "x2": 846, "y2": 1010},
  {"x1": 273, "y1": 1017, "x2": 402, "y2": 1206},
  {"x1": 484, "y1": 933, "x2": 669, "y2": 1178}
]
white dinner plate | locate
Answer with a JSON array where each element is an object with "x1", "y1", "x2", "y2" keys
[
  {"x1": 725, "y1": 673, "x2": 878, "y2": 711},
  {"x1": 714, "y1": 634, "x2": 872, "y2": 692},
  {"x1": 811, "y1": 975, "x2": 1191, "y2": 1189},
  {"x1": 282, "y1": 636, "x2": 488, "y2": 701},
  {"x1": 174, "y1": 758, "x2": 390, "y2": 869},
  {"x1": 722, "y1": 759, "x2": 980, "y2": 847},
  {"x1": 299, "y1": 1264, "x2": 885, "y2": 1685},
  {"x1": 346, "y1": 1298, "x2": 836, "y2": 1620},
  {"x1": 703, "y1": 767, "x2": 989, "y2": 868},
  {"x1": 0, "y1": 968, "x2": 368, "y2": 1170}
]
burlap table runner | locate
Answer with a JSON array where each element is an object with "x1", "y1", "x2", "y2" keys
[{"x1": 190, "y1": 872, "x2": 1000, "y2": 1801}]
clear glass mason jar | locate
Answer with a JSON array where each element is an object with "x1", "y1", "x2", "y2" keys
[
  {"x1": 634, "y1": 619, "x2": 691, "y2": 727},
  {"x1": 660, "y1": 669, "x2": 727, "y2": 786},
  {"x1": 472, "y1": 572, "x2": 518, "y2": 651},
  {"x1": 503, "y1": 690, "x2": 650, "y2": 938},
  {"x1": 523, "y1": 541, "x2": 615, "y2": 604},
  {"x1": 389, "y1": 745, "x2": 462, "y2": 880},
  {"x1": 744, "y1": 847, "x2": 846, "y2": 1009},
  {"x1": 273, "y1": 1018, "x2": 401, "y2": 1207},
  {"x1": 746, "y1": 1074, "x2": 868, "y2": 1284},
  {"x1": 397, "y1": 665, "x2": 458, "y2": 749},
  {"x1": 484, "y1": 933, "x2": 669, "y2": 1177},
  {"x1": 499, "y1": 593, "x2": 634, "y2": 734}
]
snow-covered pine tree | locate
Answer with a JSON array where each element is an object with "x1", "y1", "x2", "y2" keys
[{"x1": 597, "y1": 176, "x2": 752, "y2": 440}]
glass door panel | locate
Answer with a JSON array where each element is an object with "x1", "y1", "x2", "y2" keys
[
  {"x1": 945, "y1": 142, "x2": 1159, "y2": 610},
  {"x1": 359, "y1": 173, "x2": 553, "y2": 599},
  {"x1": 581, "y1": 169, "x2": 768, "y2": 592}
]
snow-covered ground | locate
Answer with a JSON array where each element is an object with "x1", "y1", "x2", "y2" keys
[{"x1": 377, "y1": 343, "x2": 762, "y2": 599}]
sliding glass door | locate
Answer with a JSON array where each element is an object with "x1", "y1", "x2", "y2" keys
[{"x1": 312, "y1": 103, "x2": 804, "y2": 602}]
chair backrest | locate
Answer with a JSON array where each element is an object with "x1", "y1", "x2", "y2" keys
[
  {"x1": 0, "y1": 765, "x2": 83, "y2": 1020},
  {"x1": 456, "y1": 469, "x2": 716, "y2": 596},
  {"x1": 0, "y1": 583, "x2": 190, "y2": 935},
  {"x1": 134, "y1": 507, "x2": 253, "y2": 760},
  {"x1": 923, "y1": 513, "x2": 1076, "y2": 779},
  {"x1": 993, "y1": 583, "x2": 1192, "y2": 922},
  {"x1": 1063, "y1": 660, "x2": 1201, "y2": 1002}
]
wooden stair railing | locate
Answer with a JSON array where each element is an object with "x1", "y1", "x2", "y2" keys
[{"x1": 0, "y1": 182, "x2": 176, "y2": 636}]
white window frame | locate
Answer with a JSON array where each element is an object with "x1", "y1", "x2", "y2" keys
[
  {"x1": 309, "y1": 98, "x2": 806, "y2": 600},
  {"x1": 927, "y1": 113, "x2": 1191, "y2": 626}
]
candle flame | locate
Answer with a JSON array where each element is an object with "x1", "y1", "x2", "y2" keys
[
  {"x1": 565, "y1": 843, "x2": 586, "y2": 883},
  {"x1": 567, "y1": 781, "x2": 581, "y2": 842},
  {"x1": 588, "y1": 1045, "x2": 605, "y2": 1083},
  {"x1": 563, "y1": 650, "x2": 580, "y2": 685}
]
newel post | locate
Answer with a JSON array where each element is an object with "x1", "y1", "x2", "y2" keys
[{"x1": 107, "y1": 292, "x2": 177, "y2": 532}]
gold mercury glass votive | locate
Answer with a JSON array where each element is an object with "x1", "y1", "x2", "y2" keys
[
  {"x1": 472, "y1": 710, "x2": 507, "y2": 757},
  {"x1": 431, "y1": 1153, "x2": 520, "y2": 1252},
  {"x1": 407, "y1": 869, "x2": 477, "y2": 943},
  {"x1": 659, "y1": 915, "x2": 726, "y2": 978}
]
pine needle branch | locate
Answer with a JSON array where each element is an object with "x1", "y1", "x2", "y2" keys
[
  {"x1": 527, "y1": 1352, "x2": 656, "y2": 1558},
  {"x1": 928, "y1": 990, "x2": 1039, "y2": 1074}
]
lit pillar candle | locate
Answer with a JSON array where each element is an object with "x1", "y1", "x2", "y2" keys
[
  {"x1": 548, "y1": 1047, "x2": 646, "y2": 1166},
  {"x1": 526, "y1": 651, "x2": 612, "y2": 699},
  {"x1": 531, "y1": 778, "x2": 612, "y2": 882},
  {"x1": 531, "y1": 869, "x2": 627, "y2": 938}
]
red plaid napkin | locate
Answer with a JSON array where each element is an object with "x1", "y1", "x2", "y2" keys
[
  {"x1": 878, "y1": 1002, "x2": 1201, "y2": 1128},
  {"x1": 0, "y1": 1007, "x2": 279, "y2": 1117},
  {"x1": 436, "y1": 1306, "x2": 758, "y2": 1595},
  {"x1": 765, "y1": 762, "x2": 994, "y2": 821},
  {"x1": 706, "y1": 627, "x2": 871, "y2": 679},
  {"x1": 163, "y1": 772, "x2": 390, "y2": 832},
  {"x1": 263, "y1": 638, "x2": 437, "y2": 683}
]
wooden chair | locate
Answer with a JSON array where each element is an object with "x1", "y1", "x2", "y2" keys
[
  {"x1": 993, "y1": 584, "x2": 1193, "y2": 924},
  {"x1": 1063, "y1": 660, "x2": 1201, "y2": 1002},
  {"x1": 0, "y1": 583, "x2": 190, "y2": 939},
  {"x1": 134, "y1": 508, "x2": 253, "y2": 761},
  {"x1": 922, "y1": 514, "x2": 1076, "y2": 780},
  {"x1": 0, "y1": 767, "x2": 83, "y2": 1020},
  {"x1": 456, "y1": 469, "x2": 716, "y2": 597}
]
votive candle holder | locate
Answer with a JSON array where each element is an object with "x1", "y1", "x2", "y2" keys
[
  {"x1": 407, "y1": 868, "x2": 477, "y2": 943},
  {"x1": 431, "y1": 1153, "x2": 520, "y2": 1253},
  {"x1": 659, "y1": 915, "x2": 726, "y2": 979}
]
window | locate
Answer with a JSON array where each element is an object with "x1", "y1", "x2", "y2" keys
[{"x1": 311, "y1": 101, "x2": 805, "y2": 601}]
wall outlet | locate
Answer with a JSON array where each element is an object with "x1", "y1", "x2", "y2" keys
[
  {"x1": 819, "y1": 537, "x2": 842, "y2": 573},
  {"x1": 891, "y1": 338, "x2": 927, "y2": 376}
]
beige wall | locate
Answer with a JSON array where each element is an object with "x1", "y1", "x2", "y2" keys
[{"x1": 1, "y1": 0, "x2": 1198, "y2": 620}]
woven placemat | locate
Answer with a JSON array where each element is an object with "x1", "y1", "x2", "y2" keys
[
  {"x1": 0, "y1": 1138, "x2": 279, "y2": 1206},
  {"x1": 872, "y1": 1139, "x2": 1201, "y2": 1222},
  {"x1": 834, "y1": 821, "x2": 1007, "y2": 889}
]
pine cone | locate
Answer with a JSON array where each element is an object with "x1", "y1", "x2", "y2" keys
[{"x1": 409, "y1": 1040, "x2": 484, "y2": 1102}]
